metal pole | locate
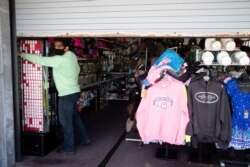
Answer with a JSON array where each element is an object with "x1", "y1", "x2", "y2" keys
[
  {"x1": 145, "y1": 48, "x2": 148, "y2": 73},
  {"x1": 9, "y1": 0, "x2": 22, "y2": 162}
]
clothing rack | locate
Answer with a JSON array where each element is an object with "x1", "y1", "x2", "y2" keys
[
  {"x1": 125, "y1": 132, "x2": 178, "y2": 160},
  {"x1": 155, "y1": 143, "x2": 178, "y2": 161},
  {"x1": 219, "y1": 148, "x2": 250, "y2": 167},
  {"x1": 125, "y1": 128, "x2": 178, "y2": 161},
  {"x1": 188, "y1": 142, "x2": 215, "y2": 165}
]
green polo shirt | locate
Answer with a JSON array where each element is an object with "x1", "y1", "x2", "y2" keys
[{"x1": 21, "y1": 51, "x2": 80, "y2": 96}]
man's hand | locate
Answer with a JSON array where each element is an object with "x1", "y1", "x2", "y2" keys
[{"x1": 17, "y1": 51, "x2": 21, "y2": 57}]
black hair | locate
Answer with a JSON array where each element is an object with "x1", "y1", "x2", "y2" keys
[{"x1": 54, "y1": 38, "x2": 74, "y2": 51}]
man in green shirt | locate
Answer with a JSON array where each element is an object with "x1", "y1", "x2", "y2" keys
[{"x1": 20, "y1": 38, "x2": 89, "y2": 155}]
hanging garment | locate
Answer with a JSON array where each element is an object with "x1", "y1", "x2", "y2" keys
[
  {"x1": 136, "y1": 75, "x2": 189, "y2": 145},
  {"x1": 186, "y1": 76, "x2": 231, "y2": 149},
  {"x1": 225, "y1": 79, "x2": 250, "y2": 149},
  {"x1": 142, "y1": 50, "x2": 185, "y2": 88}
]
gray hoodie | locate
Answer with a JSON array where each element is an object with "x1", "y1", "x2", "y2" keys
[{"x1": 186, "y1": 75, "x2": 231, "y2": 149}]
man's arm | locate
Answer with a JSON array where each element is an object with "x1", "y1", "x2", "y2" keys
[{"x1": 21, "y1": 53, "x2": 62, "y2": 68}]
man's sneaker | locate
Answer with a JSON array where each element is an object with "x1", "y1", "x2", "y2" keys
[
  {"x1": 56, "y1": 148, "x2": 75, "y2": 155},
  {"x1": 127, "y1": 103, "x2": 133, "y2": 115},
  {"x1": 126, "y1": 118, "x2": 135, "y2": 132},
  {"x1": 80, "y1": 139, "x2": 90, "y2": 147}
]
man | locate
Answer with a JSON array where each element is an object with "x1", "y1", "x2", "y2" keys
[
  {"x1": 126, "y1": 56, "x2": 159, "y2": 132},
  {"x1": 20, "y1": 38, "x2": 90, "y2": 155}
]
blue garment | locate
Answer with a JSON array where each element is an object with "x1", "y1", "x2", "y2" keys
[
  {"x1": 225, "y1": 79, "x2": 250, "y2": 149},
  {"x1": 152, "y1": 50, "x2": 184, "y2": 73},
  {"x1": 58, "y1": 92, "x2": 89, "y2": 152},
  {"x1": 142, "y1": 50, "x2": 184, "y2": 88}
]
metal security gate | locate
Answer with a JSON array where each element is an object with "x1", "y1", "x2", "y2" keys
[{"x1": 15, "y1": 0, "x2": 250, "y2": 37}]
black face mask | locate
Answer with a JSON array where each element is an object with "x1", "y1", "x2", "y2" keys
[{"x1": 54, "y1": 49, "x2": 65, "y2": 55}]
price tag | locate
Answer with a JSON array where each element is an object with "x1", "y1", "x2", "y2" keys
[
  {"x1": 185, "y1": 135, "x2": 191, "y2": 143},
  {"x1": 141, "y1": 89, "x2": 147, "y2": 98},
  {"x1": 244, "y1": 110, "x2": 249, "y2": 119}
]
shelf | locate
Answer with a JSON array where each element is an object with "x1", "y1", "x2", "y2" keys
[
  {"x1": 199, "y1": 62, "x2": 250, "y2": 66},
  {"x1": 97, "y1": 47, "x2": 110, "y2": 50},
  {"x1": 100, "y1": 97, "x2": 129, "y2": 101},
  {"x1": 97, "y1": 38, "x2": 114, "y2": 44},
  {"x1": 81, "y1": 76, "x2": 126, "y2": 89},
  {"x1": 102, "y1": 72, "x2": 130, "y2": 75},
  {"x1": 77, "y1": 58, "x2": 107, "y2": 62},
  {"x1": 99, "y1": 76, "x2": 126, "y2": 84},
  {"x1": 77, "y1": 58, "x2": 100, "y2": 61},
  {"x1": 107, "y1": 89, "x2": 126, "y2": 92},
  {"x1": 81, "y1": 82, "x2": 99, "y2": 89},
  {"x1": 203, "y1": 47, "x2": 240, "y2": 52},
  {"x1": 80, "y1": 72, "x2": 97, "y2": 75}
]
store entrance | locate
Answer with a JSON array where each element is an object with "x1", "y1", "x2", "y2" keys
[{"x1": 17, "y1": 37, "x2": 250, "y2": 167}]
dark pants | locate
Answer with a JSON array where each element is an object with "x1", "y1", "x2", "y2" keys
[
  {"x1": 58, "y1": 92, "x2": 89, "y2": 152},
  {"x1": 128, "y1": 87, "x2": 141, "y2": 120}
]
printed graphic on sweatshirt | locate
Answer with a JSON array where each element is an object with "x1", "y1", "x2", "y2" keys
[
  {"x1": 195, "y1": 92, "x2": 219, "y2": 104},
  {"x1": 153, "y1": 96, "x2": 173, "y2": 109}
]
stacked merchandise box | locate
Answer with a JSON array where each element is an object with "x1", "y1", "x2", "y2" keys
[
  {"x1": 20, "y1": 39, "x2": 48, "y2": 133},
  {"x1": 20, "y1": 39, "x2": 59, "y2": 156}
]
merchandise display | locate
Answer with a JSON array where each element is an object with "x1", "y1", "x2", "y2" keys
[
  {"x1": 201, "y1": 51, "x2": 214, "y2": 65},
  {"x1": 205, "y1": 38, "x2": 222, "y2": 51},
  {"x1": 217, "y1": 51, "x2": 232, "y2": 66},
  {"x1": 18, "y1": 37, "x2": 250, "y2": 166},
  {"x1": 220, "y1": 38, "x2": 236, "y2": 51},
  {"x1": 20, "y1": 39, "x2": 48, "y2": 133},
  {"x1": 232, "y1": 51, "x2": 250, "y2": 65},
  {"x1": 19, "y1": 39, "x2": 60, "y2": 156},
  {"x1": 129, "y1": 37, "x2": 250, "y2": 166}
]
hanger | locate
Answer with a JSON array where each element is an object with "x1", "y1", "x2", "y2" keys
[
  {"x1": 238, "y1": 68, "x2": 250, "y2": 83},
  {"x1": 159, "y1": 69, "x2": 169, "y2": 81},
  {"x1": 167, "y1": 47, "x2": 178, "y2": 53},
  {"x1": 237, "y1": 67, "x2": 250, "y2": 93},
  {"x1": 196, "y1": 66, "x2": 210, "y2": 80},
  {"x1": 203, "y1": 69, "x2": 210, "y2": 81},
  {"x1": 195, "y1": 67, "x2": 205, "y2": 74}
]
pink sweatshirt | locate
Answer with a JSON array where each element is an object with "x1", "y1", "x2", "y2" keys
[
  {"x1": 146, "y1": 64, "x2": 172, "y2": 84},
  {"x1": 136, "y1": 76, "x2": 189, "y2": 145}
]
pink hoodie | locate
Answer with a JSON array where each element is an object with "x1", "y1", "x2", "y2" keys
[{"x1": 136, "y1": 76, "x2": 189, "y2": 145}]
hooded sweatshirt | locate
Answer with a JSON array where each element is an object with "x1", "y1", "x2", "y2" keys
[
  {"x1": 186, "y1": 75, "x2": 231, "y2": 149},
  {"x1": 136, "y1": 75, "x2": 189, "y2": 145}
]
